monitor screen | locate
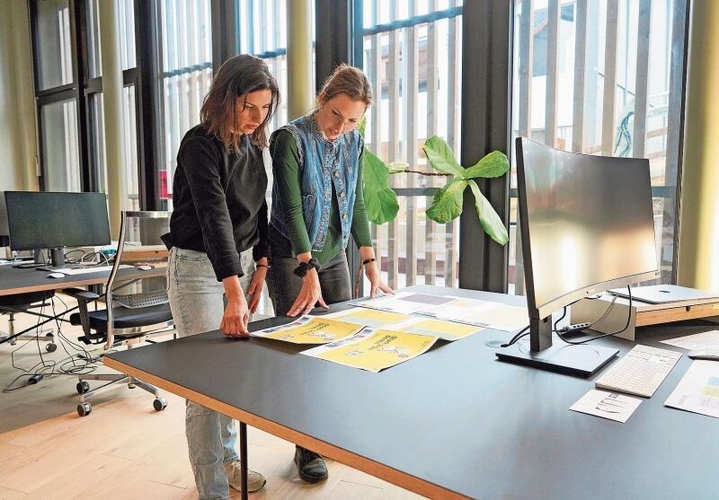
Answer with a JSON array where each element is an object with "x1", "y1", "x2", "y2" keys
[
  {"x1": 496, "y1": 138, "x2": 659, "y2": 377},
  {"x1": 4, "y1": 191, "x2": 111, "y2": 252}
]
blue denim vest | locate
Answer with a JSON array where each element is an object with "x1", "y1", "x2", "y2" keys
[{"x1": 270, "y1": 114, "x2": 362, "y2": 251}]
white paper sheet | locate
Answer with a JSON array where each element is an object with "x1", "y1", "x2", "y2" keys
[
  {"x1": 570, "y1": 389, "x2": 642, "y2": 423},
  {"x1": 664, "y1": 360, "x2": 719, "y2": 419}
]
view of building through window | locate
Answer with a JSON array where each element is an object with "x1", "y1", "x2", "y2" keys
[{"x1": 509, "y1": 0, "x2": 686, "y2": 293}]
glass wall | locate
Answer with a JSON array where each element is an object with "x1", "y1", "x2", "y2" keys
[
  {"x1": 40, "y1": 99, "x2": 80, "y2": 191},
  {"x1": 509, "y1": 0, "x2": 687, "y2": 293},
  {"x1": 158, "y1": 0, "x2": 213, "y2": 209},
  {"x1": 358, "y1": 0, "x2": 464, "y2": 290}
]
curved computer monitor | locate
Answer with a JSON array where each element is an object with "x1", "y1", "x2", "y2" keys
[
  {"x1": 4, "y1": 191, "x2": 111, "y2": 266},
  {"x1": 497, "y1": 138, "x2": 660, "y2": 377}
]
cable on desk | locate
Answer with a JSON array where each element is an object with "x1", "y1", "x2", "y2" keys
[{"x1": 557, "y1": 286, "x2": 633, "y2": 345}]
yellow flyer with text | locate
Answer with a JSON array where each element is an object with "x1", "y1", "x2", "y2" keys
[
  {"x1": 301, "y1": 328, "x2": 438, "y2": 372},
  {"x1": 251, "y1": 315, "x2": 363, "y2": 344}
]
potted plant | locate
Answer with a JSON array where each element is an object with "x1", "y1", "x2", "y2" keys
[{"x1": 361, "y1": 134, "x2": 509, "y2": 245}]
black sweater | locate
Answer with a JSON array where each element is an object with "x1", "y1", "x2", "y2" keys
[{"x1": 166, "y1": 125, "x2": 269, "y2": 281}]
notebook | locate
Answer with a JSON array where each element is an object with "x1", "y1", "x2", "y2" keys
[{"x1": 609, "y1": 284, "x2": 719, "y2": 304}]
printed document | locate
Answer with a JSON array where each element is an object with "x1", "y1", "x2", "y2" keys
[
  {"x1": 352, "y1": 291, "x2": 459, "y2": 314},
  {"x1": 251, "y1": 316, "x2": 363, "y2": 344},
  {"x1": 570, "y1": 389, "x2": 642, "y2": 423},
  {"x1": 301, "y1": 328, "x2": 438, "y2": 373},
  {"x1": 665, "y1": 360, "x2": 719, "y2": 419},
  {"x1": 324, "y1": 307, "x2": 412, "y2": 328},
  {"x1": 388, "y1": 316, "x2": 484, "y2": 341},
  {"x1": 660, "y1": 329, "x2": 719, "y2": 351},
  {"x1": 421, "y1": 296, "x2": 529, "y2": 332}
]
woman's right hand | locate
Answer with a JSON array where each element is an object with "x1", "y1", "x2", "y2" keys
[
  {"x1": 221, "y1": 276, "x2": 250, "y2": 337},
  {"x1": 287, "y1": 269, "x2": 328, "y2": 317}
]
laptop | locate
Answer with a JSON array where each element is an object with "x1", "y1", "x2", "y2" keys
[{"x1": 609, "y1": 284, "x2": 719, "y2": 304}]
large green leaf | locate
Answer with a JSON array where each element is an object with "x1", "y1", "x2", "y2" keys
[
  {"x1": 468, "y1": 180, "x2": 509, "y2": 245},
  {"x1": 426, "y1": 179, "x2": 468, "y2": 224},
  {"x1": 422, "y1": 135, "x2": 465, "y2": 177},
  {"x1": 363, "y1": 149, "x2": 399, "y2": 224},
  {"x1": 463, "y1": 150, "x2": 509, "y2": 179}
]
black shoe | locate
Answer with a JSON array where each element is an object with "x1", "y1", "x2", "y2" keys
[{"x1": 294, "y1": 445, "x2": 328, "y2": 483}]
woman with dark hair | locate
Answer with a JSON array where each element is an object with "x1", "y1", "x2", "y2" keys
[
  {"x1": 267, "y1": 63, "x2": 392, "y2": 483},
  {"x1": 164, "y1": 54, "x2": 279, "y2": 499}
]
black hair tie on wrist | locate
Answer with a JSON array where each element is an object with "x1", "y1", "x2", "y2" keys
[
  {"x1": 293, "y1": 258, "x2": 321, "y2": 278},
  {"x1": 362, "y1": 258, "x2": 376, "y2": 266}
]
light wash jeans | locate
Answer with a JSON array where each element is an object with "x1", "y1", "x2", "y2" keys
[
  {"x1": 267, "y1": 251, "x2": 352, "y2": 317},
  {"x1": 166, "y1": 247, "x2": 255, "y2": 500}
]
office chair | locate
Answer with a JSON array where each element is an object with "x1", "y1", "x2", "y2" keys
[
  {"x1": 0, "y1": 290, "x2": 58, "y2": 351},
  {"x1": 66, "y1": 211, "x2": 174, "y2": 417}
]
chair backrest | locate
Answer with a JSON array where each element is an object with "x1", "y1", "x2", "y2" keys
[{"x1": 104, "y1": 211, "x2": 171, "y2": 349}]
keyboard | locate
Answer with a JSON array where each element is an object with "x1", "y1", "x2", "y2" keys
[
  {"x1": 595, "y1": 344, "x2": 682, "y2": 397},
  {"x1": 51, "y1": 264, "x2": 132, "y2": 275}
]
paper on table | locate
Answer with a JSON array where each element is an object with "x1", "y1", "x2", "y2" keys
[
  {"x1": 324, "y1": 307, "x2": 412, "y2": 328},
  {"x1": 352, "y1": 292, "x2": 458, "y2": 314},
  {"x1": 660, "y1": 329, "x2": 719, "y2": 351},
  {"x1": 389, "y1": 316, "x2": 484, "y2": 341},
  {"x1": 421, "y1": 296, "x2": 529, "y2": 332},
  {"x1": 570, "y1": 389, "x2": 642, "y2": 423},
  {"x1": 665, "y1": 360, "x2": 719, "y2": 419},
  {"x1": 301, "y1": 327, "x2": 438, "y2": 373},
  {"x1": 251, "y1": 315, "x2": 363, "y2": 344}
]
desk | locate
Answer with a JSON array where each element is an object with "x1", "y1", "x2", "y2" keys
[
  {"x1": 0, "y1": 265, "x2": 165, "y2": 344},
  {"x1": 104, "y1": 285, "x2": 718, "y2": 499},
  {"x1": 0, "y1": 264, "x2": 162, "y2": 297}
]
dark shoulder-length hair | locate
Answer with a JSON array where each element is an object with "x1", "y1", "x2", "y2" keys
[{"x1": 200, "y1": 54, "x2": 280, "y2": 151}]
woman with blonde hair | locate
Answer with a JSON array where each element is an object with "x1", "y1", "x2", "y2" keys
[{"x1": 268, "y1": 63, "x2": 392, "y2": 483}]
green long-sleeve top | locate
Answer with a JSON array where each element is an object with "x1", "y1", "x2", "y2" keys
[{"x1": 269, "y1": 129, "x2": 373, "y2": 265}]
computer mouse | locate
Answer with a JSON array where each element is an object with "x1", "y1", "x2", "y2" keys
[
  {"x1": 47, "y1": 272, "x2": 66, "y2": 278},
  {"x1": 136, "y1": 265, "x2": 153, "y2": 271},
  {"x1": 687, "y1": 350, "x2": 719, "y2": 361}
]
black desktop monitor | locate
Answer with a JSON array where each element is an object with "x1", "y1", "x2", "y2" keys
[
  {"x1": 4, "y1": 191, "x2": 111, "y2": 267},
  {"x1": 496, "y1": 138, "x2": 660, "y2": 377}
]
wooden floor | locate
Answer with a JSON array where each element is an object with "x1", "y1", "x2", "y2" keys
[{"x1": 0, "y1": 297, "x2": 424, "y2": 499}]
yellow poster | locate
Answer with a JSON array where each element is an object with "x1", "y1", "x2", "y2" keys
[
  {"x1": 301, "y1": 328, "x2": 438, "y2": 373},
  {"x1": 251, "y1": 316, "x2": 363, "y2": 344},
  {"x1": 390, "y1": 316, "x2": 483, "y2": 341},
  {"x1": 324, "y1": 307, "x2": 412, "y2": 328}
]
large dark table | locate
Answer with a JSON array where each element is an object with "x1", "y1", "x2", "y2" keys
[{"x1": 104, "y1": 285, "x2": 719, "y2": 499}]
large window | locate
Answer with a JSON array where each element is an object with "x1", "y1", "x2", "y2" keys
[
  {"x1": 358, "y1": 1, "x2": 464, "y2": 289},
  {"x1": 32, "y1": 0, "x2": 82, "y2": 191},
  {"x1": 158, "y1": 0, "x2": 213, "y2": 210},
  {"x1": 509, "y1": 0, "x2": 688, "y2": 292}
]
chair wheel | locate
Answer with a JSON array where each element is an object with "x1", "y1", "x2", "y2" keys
[
  {"x1": 153, "y1": 398, "x2": 168, "y2": 411},
  {"x1": 46, "y1": 342, "x2": 57, "y2": 353},
  {"x1": 77, "y1": 402, "x2": 92, "y2": 417},
  {"x1": 76, "y1": 381, "x2": 90, "y2": 394}
]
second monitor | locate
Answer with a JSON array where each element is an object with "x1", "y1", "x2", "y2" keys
[{"x1": 4, "y1": 191, "x2": 112, "y2": 268}]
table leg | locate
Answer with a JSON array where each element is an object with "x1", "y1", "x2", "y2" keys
[{"x1": 240, "y1": 421, "x2": 248, "y2": 500}]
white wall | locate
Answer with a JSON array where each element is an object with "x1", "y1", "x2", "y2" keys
[{"x1": 0, "y1": 1, "x2": 39, "y2": 192}]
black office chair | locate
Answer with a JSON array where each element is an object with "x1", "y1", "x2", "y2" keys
[
  {"x1": 0, "y1": 290, "x2": 58, "y2": 351},
  {"x1": 66, "y1": 211, "x2": 174, "y2": 417}
]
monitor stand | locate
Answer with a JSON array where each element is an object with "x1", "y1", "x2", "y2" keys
[
  {"x1": 495, "y1": 318, "x2": 618, "y2": 378},
  {"x1": 496, "y1": 339, "x2": 618, "y2": 378}
]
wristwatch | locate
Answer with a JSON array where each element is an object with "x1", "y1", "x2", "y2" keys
[{"x1": 293, "y1": 258, "x2": 321, "y2": 278}]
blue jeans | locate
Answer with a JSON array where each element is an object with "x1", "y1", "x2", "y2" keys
[
  {"x1": 268, "y1": 251, "x2": 352, "y2": 316},
  {"x1": 166, "y1": 247, "x2": 254, "y2": 500}
]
